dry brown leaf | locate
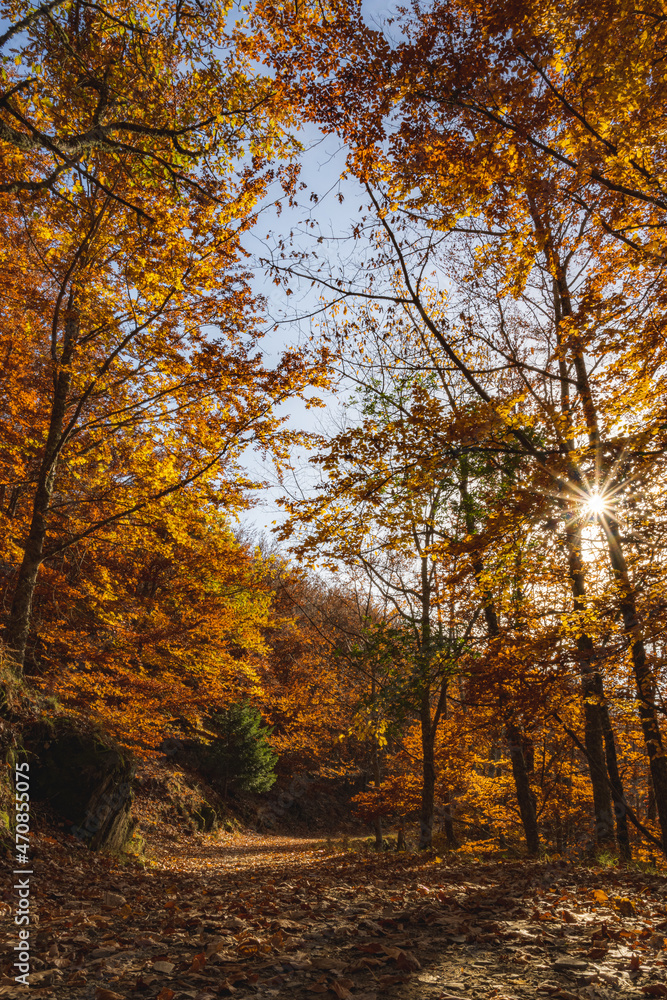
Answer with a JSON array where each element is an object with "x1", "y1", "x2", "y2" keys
[
  {"x1": 312, "y1": 958, "x2": 346, "y2": 971},
  {"x1": 331, "y1": 982, "x2": 352, "y2": 1000},
  {"x1": 157, "y1": 990, "x2": 175, "y2": 1000},
  {"x1": 190, "y1": 952, "x2": 206, "y2": 973},
  {"x1": 67, "y1": 972, "x2": 87, "y2": 986},
  {"x1": 642, "y1": 987, "x2": 667, "y2": 998},
  {"x1": 95, "y1": 989, "x2": 125, "y2": 1000},
  {"x1": 382, "y1": 946, "x2": 401, "y2": 960},
  {"x1": 396, "y1": 951, "x2": 421, "y2": 972}
]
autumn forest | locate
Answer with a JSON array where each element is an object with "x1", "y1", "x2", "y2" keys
[{"x1": 4, "y1": 1, "x2": 667, "y2": 997}]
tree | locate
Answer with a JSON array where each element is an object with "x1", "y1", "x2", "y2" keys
[
  {"x1": 43, "y1": 505, "x2": 275, "y2": 754},
  {"x1": 0, "y1": 0, "x2": 328, "y2": 672},
  {"x1": 254, "y1": 0, "x2": 666, "y2": 854},
  {"x1": 205, "y1": 702, "x2": 278, "y2": 798},
  {"x1": 0, "y1": 0, "x2": 291, "y2": 209},
  {"x1": 278, "y1": 371, "x2": 495, "y2": 849}
]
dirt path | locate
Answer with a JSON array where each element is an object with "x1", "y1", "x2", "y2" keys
[{"x1": 3, "y1": 831, "x2": 667, "y2": 1000}]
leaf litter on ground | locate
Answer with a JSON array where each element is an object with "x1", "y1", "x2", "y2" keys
[{"x1": 3, "y1": 830, "x2": 667, "y2": 1000}]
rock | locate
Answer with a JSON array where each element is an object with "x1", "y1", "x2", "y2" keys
[
  {"x1": 153, "y1": 961, "x2": 175, "y2": 974},
  {"x1": 193, "y1": 802, "x2": 218, "y2": 832},
  {"x1": 25, "y1": 716, "x2": 136, "y2": 852},
  {"x1": 89, "y1": 944, "x2": 120, "y2": 958},
  {"x1": 553, "y1": 957, "x2": 588, "y2": 971}
]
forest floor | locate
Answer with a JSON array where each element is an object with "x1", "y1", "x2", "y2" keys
[{"x1": 3, "y1": 830, "x2": 667, "y2": 1000}]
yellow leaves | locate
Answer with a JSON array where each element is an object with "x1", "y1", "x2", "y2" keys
[{"x1": 348, "y1": 711, "x2": 389, "y2": 748}]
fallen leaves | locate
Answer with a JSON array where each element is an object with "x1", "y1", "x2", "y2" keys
[
  {"x1": 331, "y1": 980, "x2": 353, "y2": 999},
  {"x1": 6, "y1": 828, "x2": 667, "y2": 1000}
]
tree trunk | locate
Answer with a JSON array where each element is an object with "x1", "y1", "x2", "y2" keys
[
  {"x1": 6, "y1": 314, "x2": 75, "y2": 670},
  {"x1": 397, "y1": 821, "x2": 406, "y2": 851},
  {"x1": 372, "y1": 738, "x2": 383, "y2": 850},
  {"x1": 648, "y1": 773, "x2": 657, "y2": 823},
  {"x1": 505, "y1": 721, "x2": 539, "y2": 855},
  {"x1": 601, "y1": 517, "x2": 667, "y2": 854},
  {"x1": 443, "y1": 789, "x2": 458, "y2": 848},
  {"x1": 565, "y1": 523, "x2": 615, "y2": 850},
  {"x1": 419, "y1": 698, "x2": 435, "y2": 850},
  {"x1": 581, "y1": 670, "x2": 615, "y2": 849},
  {"x1": 600, "y1": 702, "x2": 631, "y2": 860}
]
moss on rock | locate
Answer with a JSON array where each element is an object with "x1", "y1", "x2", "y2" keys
[{"x1": 24, "y1": 716, "x2": 136, "y2": 852}]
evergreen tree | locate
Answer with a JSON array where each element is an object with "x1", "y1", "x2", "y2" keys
[{"x1": 205, "y1": 703, "x2": 278, "y2": 798}]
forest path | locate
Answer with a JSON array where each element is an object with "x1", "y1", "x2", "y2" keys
[
  {"x1": 150, "y1": 831, "x2": 326, "y2": 875},
  {"x1": 4, "y1": 830, "x2": 667, "y2": 1000}
]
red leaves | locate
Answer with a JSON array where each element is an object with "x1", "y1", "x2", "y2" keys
[{"x1": 189, "y1": 952, "x2": 206, "y2": 973}]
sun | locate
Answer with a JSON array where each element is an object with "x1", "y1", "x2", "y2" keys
[{"x1": 586, "y1": 494, "x2": 606, "y2": 515}]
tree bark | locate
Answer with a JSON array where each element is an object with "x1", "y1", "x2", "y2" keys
[
  {"x1": 442, "y1": 789, "x2": 458, "y2": 848},
  {"x1": 565, "y1": 522, "x2": 615, "y2": 850},
  {"x1": 600, "y1": 701, "x2": 632, "y2": 860},
  {"x1": 601, "y1": 516, "x2": 667, "y2": 854},
  {"x1": 371, "y1": 738, "x2": 383, "y2": 850},
  {"x1": 505, "y1": 721, "x2": 539, "y2": 855},
  {"x1": 6, "y1": 310, "x2": 77, "y2": 670},
  {"x1": 419, "y1": 695, "x2": 435, "y2": 849},
  {"x1": 648, "y1": 773, "x2": 657, "y2": 823}
]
